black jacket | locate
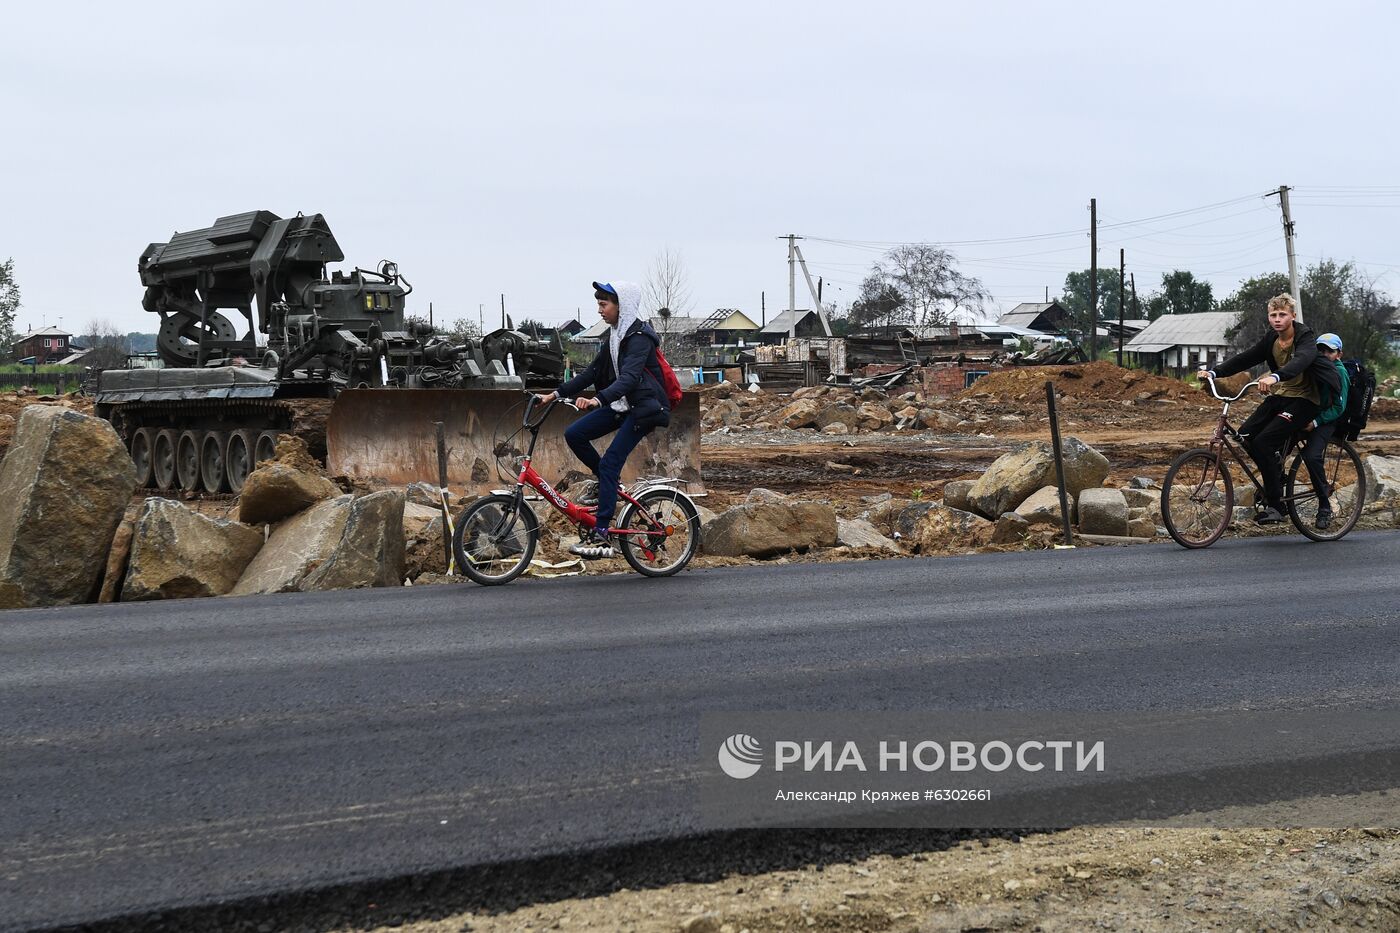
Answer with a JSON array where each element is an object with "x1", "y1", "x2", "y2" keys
[
  {"x1": 558, "y1": 319, "x2": 672, "y2": 428},
  {"x1": 1212, "y1": 322, "x2": 1342, "y2": 406}
]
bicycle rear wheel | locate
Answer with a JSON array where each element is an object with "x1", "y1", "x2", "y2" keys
[
  {"x1": 1161, "y1": 448, "x2": 1234, "y2": 549},
  {"x1": 1286, "y1": 438, "x2": 1366, "y2": 542},
  {"x1": 452, "y1": 493, "x2": 538, "y2": 585},
  {"x1": 616, "y1": 487, "x2": 701, "y2": 577}
]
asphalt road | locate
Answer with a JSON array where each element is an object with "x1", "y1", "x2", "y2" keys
[{"x1": 3, "y1": 534, "x2": 1399, "y2": 930}]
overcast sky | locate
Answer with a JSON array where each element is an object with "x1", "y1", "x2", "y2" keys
[{"x1": 4, "y1": 1, "x2": 1397, "y2": 336}]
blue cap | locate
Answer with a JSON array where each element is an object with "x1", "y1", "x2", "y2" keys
[
  {"x1": 1317, "y1": 332, "x2": 1342, "y2": 351},
  {"x1": 592, "y1": 281, "x2": 617, "y2": 296}
]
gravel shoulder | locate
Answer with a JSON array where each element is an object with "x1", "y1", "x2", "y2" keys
[{"x1": 354, "y1": 794, "x2": 1400, "y2": 932}]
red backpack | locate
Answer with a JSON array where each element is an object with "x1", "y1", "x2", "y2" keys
[{"x1": 649, "y1": 348, "x2": 685, "y2": 409}]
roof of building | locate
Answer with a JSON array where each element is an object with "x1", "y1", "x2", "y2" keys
[
  {"x1": 12, "y1": 326, "x2": 72, "y2": 345},
  {"x1": 56, "y1": 348, "x2": 92, "y2": 365},
  {"x1": 760, "y1": 309, "x2": 828, "y2": 334},
  {"x1": 574, "y1": 319, "x2": 610, "y2": 340},
  {"x1": 997, "y1": 302, "x2": 1068, "y2": 331},
  {"x1": 969, "y1": 322, "x2": 1044, "y2": 339},
  {"x1": 1125, "y1": 312, "x2": 1237, "y2": 354},
  {"x1": 698, "y1": 308, "x2": 760, "y2": 331},
  {"x1": 651, "y1": 314, "x2": 704, "y2": 335}
]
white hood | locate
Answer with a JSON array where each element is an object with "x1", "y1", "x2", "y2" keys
[{"x1": 607, "y1": 280, "x2": 644, "y2": 372}]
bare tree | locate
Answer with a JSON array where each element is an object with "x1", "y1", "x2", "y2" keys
[
  {"x1": 77, "y1": 318, "x2": 129, "y2": 371},
  {"x1": 642, "y1": 248, "x2": 693, "y2": 318},
  {"x1": 871, "y1": 244, "x2": 989, "y2": 326}
]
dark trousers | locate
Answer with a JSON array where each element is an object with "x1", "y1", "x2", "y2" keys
[
  {"x1": 1238, "y1": 395, "x2": 1320, "y2": 508},
  {"x1": 563, "y1": 406, "x2": 654, "y2": 529},
  {"x1": 1300, "y1": 422, "x2": 1339, "y2": 512}
]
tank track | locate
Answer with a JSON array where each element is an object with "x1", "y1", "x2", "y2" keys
[{"x1": 108, "y1": 397, "x2": 336, "y2": 492}]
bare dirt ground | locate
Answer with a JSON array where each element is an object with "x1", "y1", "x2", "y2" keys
[{"x1": 351, "y1": 804, "x2": 1400, "y2": 933}]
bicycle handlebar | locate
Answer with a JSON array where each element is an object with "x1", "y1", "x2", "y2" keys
[
  {"x1": 523, "y1": 393, "x2": 579, "y2": 430},
  {"x1": 1198, "y1": 371, "x2": 1262, "y2": 402}
]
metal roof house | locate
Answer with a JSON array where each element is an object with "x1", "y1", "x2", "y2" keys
[
  {"x1": 997, "y1": 302, "x2": 1071, "y2": 334},
  {"x1": 1124, "y1": 312, "x2": 1237, "y2": 373},
  {"x1": 758, "y1": 310, "x2": 830, "y2": 344}
]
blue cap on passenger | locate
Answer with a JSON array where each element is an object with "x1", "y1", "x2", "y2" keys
[
  {"x1": 592, "y1": 281, "x2": 617, "y2": 296},
  {"x1": 1317, "y1": 332, "x2": 1342, "y2": 351}
]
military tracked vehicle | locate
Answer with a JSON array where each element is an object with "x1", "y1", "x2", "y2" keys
[{"x1": 95, "y1": 211, "x2": 701, "y2": 494}]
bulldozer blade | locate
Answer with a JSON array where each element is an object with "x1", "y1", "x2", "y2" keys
[{"x1": 326, "y1": 389, "x2": 704, "y2": 493}]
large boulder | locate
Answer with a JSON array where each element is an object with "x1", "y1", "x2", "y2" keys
[
  {"x1": 703, "y1": 497, "x2": 837, "y2": 559},
  {"x1": 0, "y1": 407, "x2": 137, "y2": 609},
  {"x1": 909, "y1": 504, "x2": 993, "y2": 553},
  {"x1": 893, "y1": 501, "x2": 939, "y2": 538},
  {"x1": 990, "y1": 512, "x2": 1032, "y2": 545},
  {"x1": 122, "y1": 499, "x2": 264, "y2": 600},
  {"x1": 817, "y1": 403, "x2": 862, "y2": 431},
  {"x1": 1077, "y1": 488, "x2": 1129, "y2": 536},
  {"x1": 965, "y1": 437, "x2": 1109, "y2": 519},
  {"x1": 835, "y1": 517, "x2": 901, "y2": 553},
  {"x1": 857, "y1": 402, "x2": 895, "y2": 431},
  {"x1": 942, "y1": 480, "x2": 976, "y2": 513},
  {"x1": 776, "y1": 399, "x2": 822, "y2": 430},
  {"x1": 231, "y1": 490, "x2": 406, "y2": 594},
  {"x1": 1015, "y1": 486, "x2": 1069, "y2": 527},
  {"x1": 704, "y1": 398, "x2": 743, "y2": 428},
  {"x1": 1364, "y1": 455, "x2": 1400, "y2": 503},
  {"x1": 238, "y1": 463, "x2": 341, "y2": 524}
]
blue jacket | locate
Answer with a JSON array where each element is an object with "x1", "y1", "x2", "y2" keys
[{"x1": 558, "y1": 318, "x2": 672, "y2": 429}]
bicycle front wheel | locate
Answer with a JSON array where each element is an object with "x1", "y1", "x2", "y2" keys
[
  {"x1": 1161, "y1": 448, "x2": 1234, "y2": 549},
  {"x1": 1286, "y1": 438, "x2": 1366, "y2": 542},
  {"x1": 616, "y1": 487, "x2": 701, "y2": 578},
  {"x1": 452, "y1": 493, "x2": 538, "y2": 585}
]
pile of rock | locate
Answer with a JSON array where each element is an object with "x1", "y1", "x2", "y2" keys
[
  {"x1": 859, "y1": 437, "x2": 1166, "y2": 553},
  {"x1": 701, "y1": 382, "x2": 971, "y2": 435},
  {"x1": 0, "y1": 407, "x2": 418, "y2": 607}
]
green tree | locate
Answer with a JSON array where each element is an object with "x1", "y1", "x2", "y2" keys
[
  {"x1": 1222, "y1": 264, "x2": 1396, "y2": 360},
  {"x1": 0, "y1": 258, "x2": 20, "y2": 363},
  {"x1": 1144, "y1": 270, "x2": 1214, "y2": 319},
  {"x1": 1059, "y1": 268, "x2": 1126, "y2": 343},
  {"x1": 848, "y1": 274, "x2": 909, "y2": 331}
]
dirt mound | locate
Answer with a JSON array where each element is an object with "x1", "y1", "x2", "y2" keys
[
  {"x1": 269, "y1": 434, "x2": 326, "y2": 475},
  {"x1": 960, "y1": 361, "x2": 1207, "y2": 404}
]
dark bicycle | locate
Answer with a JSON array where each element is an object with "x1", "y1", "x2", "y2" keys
[{"x1": 1161, "y1": 375, "x2": 1366, "y2": 548}]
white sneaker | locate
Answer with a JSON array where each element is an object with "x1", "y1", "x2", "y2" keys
[{"x1": 569, "y1": 529, "x2": 616, "y2": 559}]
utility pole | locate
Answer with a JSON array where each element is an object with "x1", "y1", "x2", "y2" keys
[
  {"x1": 1117, "y1": 248, "x2": 1125, "y2": 367},
  {"x1": 1270, "y1": 185, "x2": 1303, "y2": 321},
  {"x1": 782, "y1": 234, "x2": 800, "y2": 330},
  {"x1": 500, "y1": 293, "x2": 506, "y2": 330},
  {"x1": 1089, "y1": 199, "x2": 1098, "y2": 360},
  {"x1": 478, "y1": 303, "x2": 484, "y2": 334},
  {"x1": 761, "y1": 291, "x2": 765, "y2": 328}
]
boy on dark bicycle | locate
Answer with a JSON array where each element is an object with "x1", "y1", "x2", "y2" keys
[
  {"x1": 536, "y1": 280, "x2": 671, "y2": 558},
  {"x1": 1201, "y1": 294, "x2": 1341, "y2": 524}
]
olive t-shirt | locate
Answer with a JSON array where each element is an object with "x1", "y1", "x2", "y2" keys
[{"x1": 1272, "y1": 338, "x2": 1319, "y2": 404}]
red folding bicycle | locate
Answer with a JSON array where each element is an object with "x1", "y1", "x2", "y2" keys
[{"x1": 451, "y1": 395, "x2": 702, "y2": 585}]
